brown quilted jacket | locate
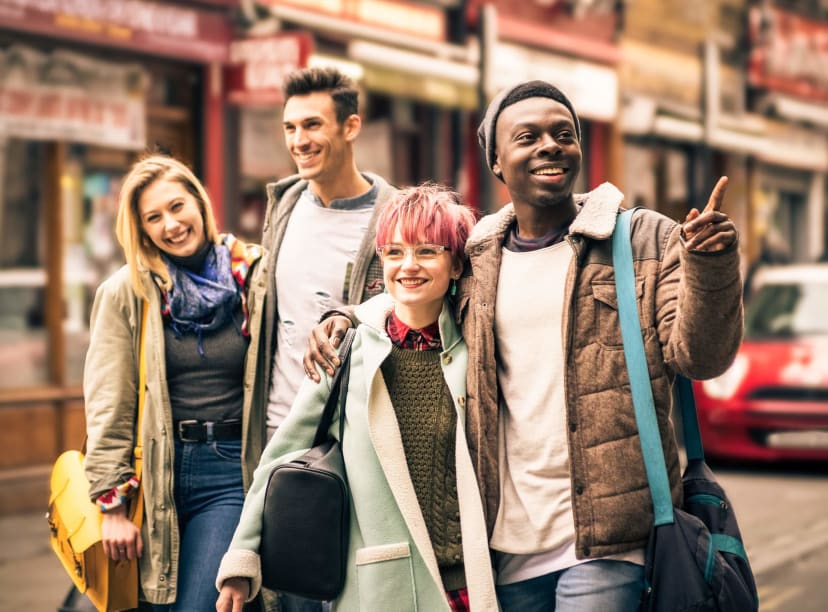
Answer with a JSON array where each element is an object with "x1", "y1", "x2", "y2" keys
[{"x1": 456, "y1": 182, "x2": 743, "y2": 559}]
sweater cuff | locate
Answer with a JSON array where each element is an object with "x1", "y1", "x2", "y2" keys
[
  {"x1": 96, "y1": 476, "x2": 140, "y2": 511},
  {"x1": 216, "y1": 549, "x2": 262, "y2": 602}
]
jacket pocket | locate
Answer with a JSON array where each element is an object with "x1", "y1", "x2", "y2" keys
[
  {"x1": 355, "y1": 542, "x2": 416, "y2": 611},
  {"x1": 591, "y1": 279, "x2": 645, "y2": 350}
]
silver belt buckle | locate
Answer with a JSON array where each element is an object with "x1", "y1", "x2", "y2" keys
[{"x1": 177, "y1": 419, "x2": 201, "y2": 442}]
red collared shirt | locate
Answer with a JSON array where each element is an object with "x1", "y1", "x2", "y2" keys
[{"x1": 385, "y1": 310, "x2": 443, "y2": 351}]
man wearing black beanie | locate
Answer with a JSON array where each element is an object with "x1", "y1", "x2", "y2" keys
[
  {"x1": 459, "y1": 82, "x2": 743, "y2": 610},
  {"x1": 305, "y1": 80, "x2": 745, "y2": 611}
]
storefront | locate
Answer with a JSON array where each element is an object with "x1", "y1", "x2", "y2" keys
[
  {"x1": 0, "y1": 0, "x2": 232, "y2": 513},
  {"x1": 745, "y1": 5, "x2": 828, "y2": 263},
  {"x1": 238, "y1": 0, "x2": 476, "y2": 212},
  {"x1": 469, "y1": 0, "x2": 620, "y2": 211},
  {"x1": 619, "y1": 37, "x2": 708, "y2": 223},
  {"x1": 224, "y1": 30, "x2": 314, "y2": 240}
]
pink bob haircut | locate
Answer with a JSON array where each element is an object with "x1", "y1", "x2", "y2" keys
[{"x1": 375, "y1": 182, "x2": 477, "y2": 263}]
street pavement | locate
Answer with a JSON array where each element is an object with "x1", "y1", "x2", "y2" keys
[
  {"x1": 0, "y1": 511, "x2": 76, "y2": 612},
  {"x1": 2, "y1": 464, "x2": 827, "y2": 611}
]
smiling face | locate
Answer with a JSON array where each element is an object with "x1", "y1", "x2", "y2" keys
[
  {"x1": 138, "y1": 177, "x2": 206, "y2": 258},
  {"x1": 283, "y1": 91, "x2": 358, "y2": 189},
  {"x1": 493, "y1": 96, "x2": 582, "y2": 217},
  {"x1": 382, "y1": 225, "x2": 462, "y2": 329}
]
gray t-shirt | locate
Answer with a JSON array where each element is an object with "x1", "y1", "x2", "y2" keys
[{"x1": 165, "y1": 309, "x2": 247, "y2": 423}]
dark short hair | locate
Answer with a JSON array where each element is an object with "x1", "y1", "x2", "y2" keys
[{"x1": 282, "y1": 67, "x2": 358, "y2": 124}]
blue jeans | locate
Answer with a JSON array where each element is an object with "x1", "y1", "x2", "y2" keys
[
  {"x1": 496, "y1": 560, "x2": 644, "y2": 612},
  {"x1": 152, "y1": 438, "x2": 245, "y2": 612}
]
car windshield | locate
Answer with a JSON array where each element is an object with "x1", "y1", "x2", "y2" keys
[{"x1": 745, "y1": 281, "x2": 828, "y2": 339}]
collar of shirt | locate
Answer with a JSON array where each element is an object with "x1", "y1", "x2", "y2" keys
[
  {"x1": 385, "y1": 310, "x2": 443, "y2": 351},
  {"x1": 504, "y1": 202, "x2": 583, "y2": 252},
  {"x1": 304, "y1": 176, "x2": 378, "y2": 210}
]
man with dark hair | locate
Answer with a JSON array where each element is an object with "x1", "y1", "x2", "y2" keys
[
  {"x1": 282, "y1": 67, "x2": 359, "y2": 122},
  {"x1": 252, "y1": 66, "x2": 395, "y2": 612},
  {"x1": 306, "y1": 79, "x2": 743, "y2": 610}
]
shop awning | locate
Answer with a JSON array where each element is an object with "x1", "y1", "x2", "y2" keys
[{"x1": 348, "y1": 40, "x2": 478, "y2": 110}]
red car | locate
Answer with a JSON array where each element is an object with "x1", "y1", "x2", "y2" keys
[{"x1": 693, "y1": 264, "x2": 828, "y2": 462}]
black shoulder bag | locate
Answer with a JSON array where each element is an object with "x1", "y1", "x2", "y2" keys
[
  {"x1": 613, "y1": 209, "x2": 758, "y2": 612},
  {"x1": 260, "y1": 328, "x2": 356, "y2": 601}
]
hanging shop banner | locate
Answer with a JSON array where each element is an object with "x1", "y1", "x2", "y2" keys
[
  {"x1": 0, "y1": 0, "x2": 230, "y2": 62},
  {"x1": 748, "y1": 6, "x2": 828, "y2": 102},
  {"x1": 225, "y1": 33, "x2": 313, "y2": 106},
  {"x1": 0, "y1": 45, "x2": 146, "y2": 149},
  {"x1": 261, "y1": 0, "x2": 446, "y2": 42}
]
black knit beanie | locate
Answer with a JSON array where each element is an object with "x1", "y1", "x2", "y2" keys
[{"x1": 477, "y1": 81, "x2": 581, "y2": 182}]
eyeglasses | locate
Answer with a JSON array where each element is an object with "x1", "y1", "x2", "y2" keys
[{"x1": 376, "y1": 243, "x2": 448, "y2": 262}]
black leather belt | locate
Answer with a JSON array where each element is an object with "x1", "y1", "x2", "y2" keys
[{"x1": 175, "y1": 420, "x2": 242, "y2": 443}]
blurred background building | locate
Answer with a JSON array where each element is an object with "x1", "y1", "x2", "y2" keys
[{"x1": 0, "y1": 0, "x2": 826, "y2": 514}]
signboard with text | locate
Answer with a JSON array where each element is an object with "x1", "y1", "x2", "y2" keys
[
  {"x1": 749, "y1": 6, "x2": 828, "y2": 102},
  {"x1": 0, "y1": 0, "x2": 230, "y2": 63},
  {"x1": 0, "y1": 45, "x2": 146, "y2": 149},
  {"x1": 263, "y1": 0, "x2": 446, "y2": 42},
  {"x1": 225, "y1": 33, "x2": 313, "y2": 106}
]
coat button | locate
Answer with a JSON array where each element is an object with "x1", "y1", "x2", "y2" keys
[
  {"x1": 443, "y1": 354, "x2": 453, "y2": 365},
  {"x1": 575, "y1": 486, "x2": 584, "y2": 495},
  {"x1": 570, "y1": 422, "x2": 577, "y2": 432},
  {"x1": 457, "y1": 397, "x2": 466, "y2": 407}
]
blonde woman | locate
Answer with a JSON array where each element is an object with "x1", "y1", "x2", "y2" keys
[{"x1": 83, "y1": 155, "x2": 266, "y2": 610}]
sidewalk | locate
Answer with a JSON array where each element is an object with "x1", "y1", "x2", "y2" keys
[{"x1": 0, "y1": 511, "x2": 75, "y2": 612}]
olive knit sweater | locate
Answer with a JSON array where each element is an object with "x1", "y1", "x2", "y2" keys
[{"x1": 381, "y1": 345, "x2": 465, "y2": 591}]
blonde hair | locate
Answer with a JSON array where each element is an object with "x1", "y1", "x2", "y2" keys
[{"x1": 115, "y1": 155, "x2": 220, "y2": 299}]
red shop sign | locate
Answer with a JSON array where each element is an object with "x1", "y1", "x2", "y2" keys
[
  {"x1": 0, "y1": 0, "x2": 230, "y2": 63},
  {"x1": 224, "y1": 32, "x2": 313, "y2": 106},
  {"x1": 748, "y1": 6, "x2": 828, "y2": 102}
]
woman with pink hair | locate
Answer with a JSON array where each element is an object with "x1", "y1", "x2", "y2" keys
[{"x1": 217, "y1": 184, "x2": 498, "y2": 612}]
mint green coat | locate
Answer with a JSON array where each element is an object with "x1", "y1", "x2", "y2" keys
[{"x1": 217, "y1": 294, "x2": 498, "y2": 611}]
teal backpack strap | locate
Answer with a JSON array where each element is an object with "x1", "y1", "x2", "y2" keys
[
  {"x1": 612, "y1": 208, "x2": 674, "y2": 526},
  {"x1": 676, "y1": 374, "x2": 704, "y2": 462}
]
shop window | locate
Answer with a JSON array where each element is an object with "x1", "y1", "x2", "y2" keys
[
  {"x1": 0, "y1": 140, "x2": 47, "y2": 388},
  {"x1": 0, "y1": 140, "x2": 130, "y2": 390},
  {"x1": 63, "y1": 146, "x2": 131, "y2": 386}
]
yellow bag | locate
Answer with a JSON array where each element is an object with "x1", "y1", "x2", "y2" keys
[
  {"x1": 47, "y1": 450, "x2": 139, "y2": 612},
  {"x1": 47, "y1": 301, "x2": 147, "y2": 612}
]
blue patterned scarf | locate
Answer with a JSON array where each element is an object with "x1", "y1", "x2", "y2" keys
[{"x1": 162, "y1": 243, "x2": 240, "y2": 356}]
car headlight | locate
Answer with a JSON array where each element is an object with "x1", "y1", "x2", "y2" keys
[{"x1": 700, "y1": 354, "x2": 748, "y2": 400}]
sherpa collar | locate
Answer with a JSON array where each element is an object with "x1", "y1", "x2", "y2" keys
[{"x1": 466, "y1": 182, "x2": 625, "y2": 251}]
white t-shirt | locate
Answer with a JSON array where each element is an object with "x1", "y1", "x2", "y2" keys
[
  {"x1": 266, "y1": 187, "x2": 375, "y2": 430},
  {"x1": 491, "y1": 242, "x2": 573, "y2": 558},
  {"x1": 490, "y1": 241, "x2": 643, "y2": 585}
]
